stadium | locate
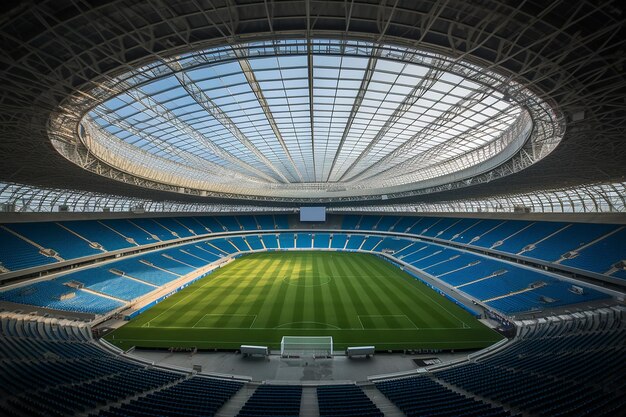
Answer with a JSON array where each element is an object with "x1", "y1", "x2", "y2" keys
[{"x1": 0, "y1": 0, "x2": 624, "y2": 416}]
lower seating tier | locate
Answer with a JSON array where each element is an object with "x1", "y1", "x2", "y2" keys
[{"x1": 0, "y1": 231, "x2": 614, "y2": 316}]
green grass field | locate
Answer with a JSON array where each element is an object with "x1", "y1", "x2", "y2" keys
[{"x1": 106, "y1": 251, "x2": 502, "y2": 351}]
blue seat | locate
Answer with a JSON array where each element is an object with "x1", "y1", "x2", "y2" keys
[
  {"x1": 561, "y1": 228, "x2": 626, "y2": 275},
  {"x1": 153, "y1": 218, "x2": 195, "y2": 238},
  {"x1": 0, "y1": 227, "x2": 57, "y2": 271},
  {"x1": 55, "y1": 267, "x2": 155, "y2": 301},
  {"x1": 313, "y1": 233, "x2": 331, "y2": 249},
  {"x1": 317, "y1": 385, "x2": 382, "y2": 417},
  {"x1": 0, "y1": 280, "x2": 124, "y2": 314},
  {"x1": 59, "y1": 221, "x2": 135, "y2": 251},
  {"x1": 295, "y1": 233, "x2": 313, "y2": 248},
  {"x1": 237, "y1": 385, "x2": 302, "y2": 417},
  {"x1": 99, "y1": 219, "x2": 158, "y2": 245},
  {"x1": 6, "y1": 222, "x2": 102, "y2": 260}
]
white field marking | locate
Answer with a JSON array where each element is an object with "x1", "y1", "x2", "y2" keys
[
  {"x1": 112, "y1": 338, "x2": 496, "y2": 345},
  {"x1": 249, "y1": 315, "x2": 258, "y2": 329},
  {"x1": 281, "y1": 276, "x2": 332, "y2": 287},
  {"x1": 274, "y1": 321, "x2": 341, "y2": 330},
  {"x1": 191, "y1": 314, "x2": 257, "y2": 329},
  {"x1": 134, "y1": 326, "x2": 464, "y2": 330},
  {"x1": 274, "y1": 274, "x2": 371, "y2": 278},
  {"x1": 358, "y1": 314, "x2": 420, "y2": 330},
  {"x1": 401, "y1": 276, "x2": 469, "y2": 329},
  {"x1": 158, "y1": 326, "x2": 366, "y2": 330},
  {"x1": 141, "y1": 276, "x2": 215, "y2": 327},
  {"x1": 357, "y1": 316, "x2": 365, "y2": 330}
]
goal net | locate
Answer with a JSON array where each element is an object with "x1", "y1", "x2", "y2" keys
[{"x1": 280, "y1": 336, "x2": 333, "y2": 358}]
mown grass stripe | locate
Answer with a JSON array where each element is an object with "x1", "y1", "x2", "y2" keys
[
  {"x1": 323, "y1": 254, "x2": 352, "y2": 329},
  {"x1": 363, "y1": 258, "x2": 439, "y2": 328},
  {"x1": 327, "y1": 254, "x2": 365, "y2": 330},
  {"x1": 255, "y1": 253, "x2": 294, "y2": 328},
  {"x1": 240, "y1": 258, "x2": 281, "y2": 327},
  {"x1": 312, "y1": 252, "x2": 326, "y2": 326},
  {"x1": 333, "y1": 253, "x2": 380, "y2": 327},
  {"x1": 107, "y1": 251, "x2": 503, "y2": 350},
  {"x1": 348, "y1": 254, "x2": 401, "y2": 329}
]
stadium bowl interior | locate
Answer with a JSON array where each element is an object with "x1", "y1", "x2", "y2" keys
[{"x1": 0, "y1": 1, "x2": 625, "y2": 417}]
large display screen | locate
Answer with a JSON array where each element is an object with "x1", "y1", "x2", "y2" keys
[{"x1": 300, "y1": 207, "x2": 326, "y2": 222}]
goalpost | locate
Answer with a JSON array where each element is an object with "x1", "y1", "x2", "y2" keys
[{"x1": 280, "y1": 336, "x2": 333, "y2": 358}]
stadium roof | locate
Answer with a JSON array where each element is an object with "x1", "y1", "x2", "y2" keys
[{"x1": 0, "y1": 1, "x2": 624, "y2": 207}]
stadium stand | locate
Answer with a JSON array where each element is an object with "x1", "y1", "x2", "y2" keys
[
  {"x1": 216, "y1": 215, "x2": 242, "y2": 231},
  {"x1": 0, "y1": 216, "x2": 301, "y2": 274},
  {"x1": 109, "y1": 258, "x2": 181, "y2": 286},
  {"x1": 346, "y1": 234, "x2": 366, "y2": 250},
  {"x1": 560, "y1": 227, "x2": 626, "y2": 275},
  {"x1": 1, "y1": 228, "x2": 614, "y2": 316},
  {"x1": 436, "y1": 218, "x2": 480, "y2": 241},
  {"x1": 0, "y1": 280, "x2": 124, "y2": 314},
  {"x1": 237, "y1": 385, "x2": 302, "y2": 417},
  {"x1": 341, "y1": 215, "x2": 626, "y2": 278},
  {"x1": 166, "y1": 249, "x2": 211, "y2": 268},
  {"x1": 255, "y1": 215, "x2": 276, "y2": 230},
  {"x1": 244, "y1": 235, "x2": 264, "y2": 251},
  {"x1": 296, "y1": 233, "x2": 313, "y2": 249},
  {"x1": 98, "y1": 376, "x2": 244, "y2": 417},
  {"x1": 358, "y1": 215, "x2": 380, "y2": 231},
  {"x1": 206, "y1": 238, "x2": 238, "y2": 254},
  {"x1": 0, "y1": 314, "x2": 244, "y2": 417},
  {"x1": 237, "y1": 215, "x2": 259, "y2": 231},
  {"x1": 59, "y1": 221, "x2": 136, "y2": 251},
  {"x1": 174, "y1": 217, "x2": 208, "y2": 235},
  {"x1": 129, "y1": 218, "x2": 176, "y2": 241},
  {"x1": 260, "y1": 234, "x2": 279, "y2": 249},
  {"x1": 152, "y1": 217, "x2": 195, "y2": 238},
  {"x1": 4, "y1": 215, "x2": 623, "y2": 286},
  {"x1": 361, "y1": 236, "x2": 383, "y2": 251},
  {"x1": 5, "y1": 222, "x2": 102, "y2": 260},
  {"x1": 376, "y1": 375, "x2": 513, "y2": 417},
  {"x1": 393, "y1": 216, "x2": 419, "y2": 233},
  {"x1": 330, "y1": 233, "x2": 348, "y2": 249},
  {"x1": 195, "y1": 216, "x2": 226, "y2": 232},
  {"x1": 316, "y1": 385, "x2": 383, "y2": 417},
  {"x1": 140, "y1": 252, "x2": 195, "y2": 276},
  {"x1": 183, "y1": 245, "x2": 221, "y2": 262},
  {"x1": 229, "y1": 236, "x2": 251, "y2": 252},
  {"x1": 375, "y1": 215, "x2": 400, "y2": 232},
  {"x1": 492, "y1": 222, "x2": 567, "y2": 253},
  {"x1": 55, "y1": 267, "x2": 156, "y2": 301},
  {"x1": 274, "y1": 215, "x2": 290, "y2": 230},
  {"x1": 0, "y1": 301, "x2": 623, "y2": 417},
  {"x1": 279, "y1": 233, "x2": 296, "y2": 249},
  {"x1": 520, "y1": 222, "x2": 617, "y2": 261},
  {"x1": 432, "y1": 309, "x2": 626, "y2": 417},
  {"x1": 0, "y1": 227, "x2": 57, "y2": 271},
  {"x1": 377, "y1": 237, "x2": 412, "y2": 253},
  {"x1": 313, "y1": 233, "x2": 331, "y2": 249},
  {"x1": 99, "y1": 219, "x2": 159, "y2": 245}
]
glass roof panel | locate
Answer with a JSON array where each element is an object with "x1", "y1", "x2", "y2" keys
[{"x1": 81, "y1": 39, "x2": 540, "y2": 198}]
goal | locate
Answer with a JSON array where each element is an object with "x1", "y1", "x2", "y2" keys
[{"x1": 280, "y1": 336, "x2": 333, "y2": 358}]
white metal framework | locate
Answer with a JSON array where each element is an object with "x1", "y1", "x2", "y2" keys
[
  {"x1": 55, "y1": 39, "x2": 557, "y2": 200},
  {"x1": 334, "y1": 183, "x2": 626, "y2": 214},
  {"x1": 0, "y1": 183, "x2": 294, "y2": 214},
  {"x1": 0, "y1": 1, "x2": 624, "y2": 208},
  {"x1": 1, "y1": 182, "x2": 623, "y2": 214}
]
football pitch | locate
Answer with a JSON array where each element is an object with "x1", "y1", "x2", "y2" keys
[{"x1": 106, "y1": 251, "x2": 502, "y2": 351}]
